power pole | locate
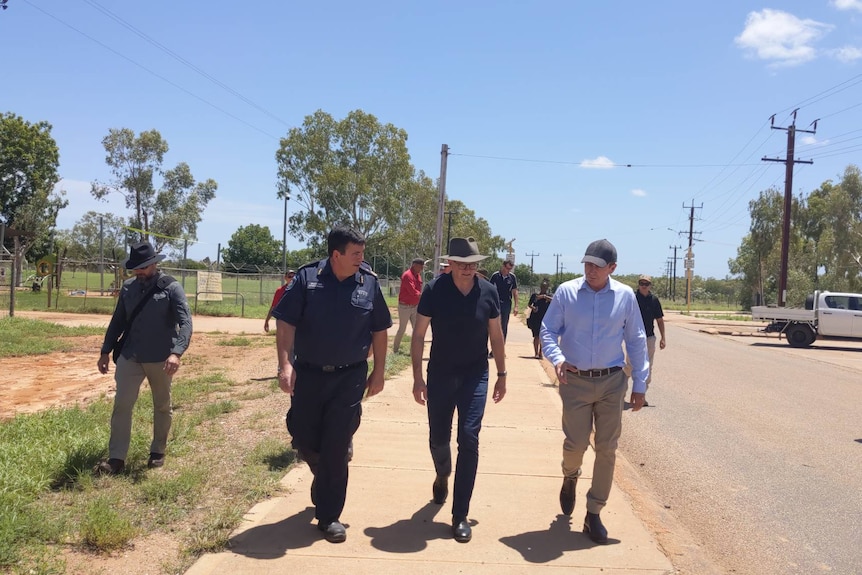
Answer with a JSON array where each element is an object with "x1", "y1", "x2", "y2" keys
[
  {"x1": 669, "y1": 244, "x2": 682, "y2": 301},
  {"x1": 553, "y1": 253, "x2": 561, "y2": 284},
  {"x1": 682, "y1": 201, "x2": 702, "y2": 312},
  {"x1": 762, "y1": 110, "x2": 816, "y2": 307},
  {"x1": 525, "y1": 251, "x2": 539, "y2": 282},
  {"x1": 433, "y1": 144, "x2": 449, "y2": 272}
]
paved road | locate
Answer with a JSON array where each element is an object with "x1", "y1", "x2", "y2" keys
[{"x1": 619, "y1": 321, "x2": 862, "y2": 575}]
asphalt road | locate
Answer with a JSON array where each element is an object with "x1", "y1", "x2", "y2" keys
[{"x1": 618, "y1": 321, "x2": 862, "y2": 575}]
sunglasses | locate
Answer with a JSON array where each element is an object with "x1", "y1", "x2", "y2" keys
[{"x1": 638, "y1": 281, "x2": 651, "y2": 286}]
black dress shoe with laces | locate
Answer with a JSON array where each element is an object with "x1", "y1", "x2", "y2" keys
[
  {"x1": 559, "y1": 476, "x2": 577, "y2": 516},
  {"x1": 318, "y1": 520, "x2": 346, "y2": 543},
  {"x1": 452, "y1": 517, "x2": 471, "y2": 543},
  {"x1": 432, "y1": 475, "x2": 448, "y2": 504},
  {"x1": 583, "y1": 511, "x2": 608, "y2": 544},
  {"x1": 94, "y1": 458, "x2": 125, "y2": 476}
]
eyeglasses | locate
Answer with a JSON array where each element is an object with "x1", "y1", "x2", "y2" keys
[
  {"x1": 638, "y1": 281, "x2": 651, "y2": 286},
  {"x1": 454, "y1": 262, "x2": 479, "y2": 270}
]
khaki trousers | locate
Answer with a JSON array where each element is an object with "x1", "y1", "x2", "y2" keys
[
  {"x1": 645, "y1": 335, "x2": 656, "y2": 389},
  {"x1": 109, "y1": 355, "x2": 173, "y2": 461},
  {"x1": 393, "y1": 303, "x2": 418, "y2": 352},
  {"x1": 559, "y1": 368, "x2": 628, "y2": 514}
]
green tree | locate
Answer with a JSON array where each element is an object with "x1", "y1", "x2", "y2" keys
[
  {"x1": 275, "y1": 109, "x2": 414, "y2": 247},
  {"x1": 0, "y1": 113, "x2": 66, "y2": 275},
  {"x1": 223, "y1": 224, "x2": 283, "y2": 271},
  {"x1": 56, "y1": 211, "x2": 129, "y2": 261},
  {"x1": 91, "y1": 128, "x2": 216, "y2": 251}
]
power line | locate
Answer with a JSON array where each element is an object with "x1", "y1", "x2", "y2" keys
[
  {"x1": 80, "y1": 0, "x2": 291, "y2": 128},
  {"x1": 21, "y1": 0, "x2": 280, "y2": 141},
  {"x1": 449, "y1": 152, "x2": 762, "y2": 169}
]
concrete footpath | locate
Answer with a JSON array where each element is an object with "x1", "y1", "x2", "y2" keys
[{"x1": 186, "y1": 317, "x2": 674, "y2": 575}]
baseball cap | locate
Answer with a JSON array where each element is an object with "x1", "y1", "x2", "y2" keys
[
  {"x1": 638, "y1": 274, "x2": 652, "y2": 283},
  {"x1": 581, "y1": 239, "x2": 617, "y2": 268}
]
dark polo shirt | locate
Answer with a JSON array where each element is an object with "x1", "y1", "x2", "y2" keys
[{"x1": 418, "y1": 273, "x2": 500, "y2": 376}]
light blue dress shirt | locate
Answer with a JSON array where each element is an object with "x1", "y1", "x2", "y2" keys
[{"x1": 540, "y1": 276, "x2": 649, "y2": 393}]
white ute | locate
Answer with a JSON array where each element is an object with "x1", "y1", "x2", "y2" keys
[{"x1": 751, "y1": 291, "x2": 862, "y2": 347}]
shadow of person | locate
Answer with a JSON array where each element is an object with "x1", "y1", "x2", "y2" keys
[
  {"x1": 364, "y1": 501, "x2": 452, "y2": 553},
  {"x1": 228, "y1": 506, "x2": 319, "y2": 559},
  {"x1": 499, "y1": 514, "x2": 619, "y2": 563}
]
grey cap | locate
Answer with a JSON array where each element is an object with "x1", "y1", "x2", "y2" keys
[{"x1": 581, "y1": 239, "x2": 617, "y2": 268}]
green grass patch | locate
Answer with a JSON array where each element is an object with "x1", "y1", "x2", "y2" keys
[
  {"x1": 203, "y1": 400, "x2": 240, "y2": 418},
  {"x1": 217, "y1": 336, "x2": 252, "y2": 347},
  {"x1": 0, "y1": 317, "x2": 103, "y2": 358},
  {"x1": 80, "y1": 495, "x2": 136, "y2": 551}
]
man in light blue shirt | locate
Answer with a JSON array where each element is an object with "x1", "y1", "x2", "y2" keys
[{"x1": 540, "y1": 239, "x2": 648, "y2": 545}]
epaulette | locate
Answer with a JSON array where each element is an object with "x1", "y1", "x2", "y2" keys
[
  {"x1": 298, "y1": 259, "x2": 321, "y2": 271},
  {"x1": 359, "y1": 261, "x2": 378, "y2": 277}
]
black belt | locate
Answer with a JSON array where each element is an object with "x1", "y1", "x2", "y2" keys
[
  {"x1": 295, "y1": 360, "x2": 365, "y2": 373},
  {"x1": 571, "y1": 366, "x2": 623, "y2": 378}
]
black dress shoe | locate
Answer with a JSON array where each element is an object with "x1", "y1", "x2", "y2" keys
[
  {"x1": 318, "y1": 520, "x2": 346, "y2": 543},
  {"x1": 94, "y1": 458, "x2": 125, "y2": 476},
  {"x1": 583, "y1": 512, "x2": 608, "y2": 544},
  {"x1": 559, "y1": 476, "x2": 577, "y2": 516},
  {"x1": 432, "y1": 475, "x2": 448, "y2": 504},
  {"x1": 452, "y1": 517, "x2": 471, "y2": 543},
  {"x1": 147, "y1": 452, "x2": 165, "y2": 469}
]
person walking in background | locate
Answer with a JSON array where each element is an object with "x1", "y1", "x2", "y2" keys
[
  {"x1": 411, "y1": 237, "x2": 507, "y2": 543},
  {"x1": 393, "y1": 258, "x2": 425, "y2": 354},
  {"x1": 527, "y1": 278, "x2": 553, "y2": 359},
  {"x1": 95, "y1": 241, "x2": 193, "y2": 475},
  {"x1": 272, "y1": 225, "x2": 391, "y2": 544},
  {"x1": 635, "y1": 274, "x2": 665, "y2": 406},
  {"x1": 489, "y1": 260, "x2": 519, "y2": 345},
  {"x1": 264, "y1": 269, "x2": 296, "y2": 333},
  {"x1": 540, "y1": 239, "x2": 647, "y2": 544}
]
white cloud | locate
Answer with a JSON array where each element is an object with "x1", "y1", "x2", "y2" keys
[
  {"x1": 579, "y1": 156, "x2": 615, "y2": 169},
  {"x1": 735, "y1": 9, "x2": 833, "y2": 67},
  {"x1": 631, "y1": 189, "x2": 647, "y2": 197},
  {"x1": 832, "y1": 0, "x2": 862, "y2": 12},
  {"x1": 828, "y1": 45, "x2": 862, "y2": 62}
]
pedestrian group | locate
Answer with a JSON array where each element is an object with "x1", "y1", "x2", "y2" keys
[{"x1": 95, "y1": 230, "x2": 663, "y2": 548}]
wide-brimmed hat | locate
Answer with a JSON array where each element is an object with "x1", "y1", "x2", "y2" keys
[
  {"x1": 442, "y1": 237, "x2": 488, "y2": 263},
  {"x1": 123, "y1": 241, "x2": 166, "y2": 270},
  {"x1": 581, "y1": 239, "x2": 617, "y2": 268}
]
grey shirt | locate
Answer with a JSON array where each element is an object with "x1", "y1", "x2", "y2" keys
[{"x1": 100, "y1": 271, "x2": 193, "y2": 363}]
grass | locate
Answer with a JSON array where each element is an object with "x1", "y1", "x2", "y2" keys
[
  {"x1": 0, "y1": 325, "x2": 415, "y2": 574},
  {"x1": 692, "y1": 313, "x2": 753, "y2": 322},
  {"x1": 0, "y1": 317, "x2": 103, "y2": 358}
]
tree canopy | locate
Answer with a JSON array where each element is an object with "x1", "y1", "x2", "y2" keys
[
  {"x1": 56, "y1": 211, "x2": 129, "y2": 261},
  {"x1": 0, "y1": 112, "x2": 66, "y2": 259},
  {"x1": 222, "y1": 224, "x2": 283, "y2": 271},
  {"x1": 730, "y1": 165, "x2": 862, "y2": 307},
  {"x1": 91, "y1": 128, "x2": 216, "y2": 252}
]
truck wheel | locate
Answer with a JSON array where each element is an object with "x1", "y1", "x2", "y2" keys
[{"x1": 786, "y1": 324, "x2": 815, "y2": 348}]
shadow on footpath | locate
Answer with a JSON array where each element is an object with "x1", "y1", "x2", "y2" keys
[
  {"x1": 500, "y1": 515, "x2": 619, "y2": 563},
  {"x1": 227, "y1": 507, "x2": 318, "y2": 559},
  {"x1": 364, "y1": 501, "x2": 453, "y2": 552}
]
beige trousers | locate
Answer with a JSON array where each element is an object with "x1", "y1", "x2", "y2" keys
[
  {"x1": 393, "y1": 303, "x2": 418, "y2": 352},
  {"x1": 559, "y1": 368, "x2": 628, "y2": 514},
  {"x1": 109, "y1": 355, "x2": 173, "y2": 461}
]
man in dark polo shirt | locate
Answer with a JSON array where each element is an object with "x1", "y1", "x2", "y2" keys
[
  {"x1": 272, "y1": 225, "x2": 392, "y2": 543},
  {"x1": 411, "y1": 237, "x2": 507, "y2": 543},
  {"x1": 635, "y1": 274, "x2": 665, "y2": 406}
]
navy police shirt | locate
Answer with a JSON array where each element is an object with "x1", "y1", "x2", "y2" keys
[
  {"x1": 272, "y1": 258, "x2": 392, "y2": 367},
  {"x1": 417, "y1": 273, "x2": 500, "y2": 377}
]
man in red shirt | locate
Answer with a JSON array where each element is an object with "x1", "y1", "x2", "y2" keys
[
  {"x1": 393, "y1": 258, "x2": 425, "y2": 353},
  {"x1": 264, "y1": 270, "x2": 296, "y2": 333}
]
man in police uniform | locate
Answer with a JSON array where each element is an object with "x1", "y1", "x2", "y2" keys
[{"x1": 272, "y1": 225, "x2": 392, "y2": 543}]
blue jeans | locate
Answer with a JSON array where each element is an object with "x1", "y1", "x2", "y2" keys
[{"x1": 426, "y1": 369, "x2": 489, "y2": 519}]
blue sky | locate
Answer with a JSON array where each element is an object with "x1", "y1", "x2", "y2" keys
[{"x1": 3, "y1": 0, "x2": 862, "y2": 279}]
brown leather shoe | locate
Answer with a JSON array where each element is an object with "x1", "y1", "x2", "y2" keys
[{"x1": 94, "y1": 458, "x2": 125, "y2": 475}]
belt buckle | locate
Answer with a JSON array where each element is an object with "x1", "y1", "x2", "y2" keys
[{"x1": 322, "y1": 365, "x2": 336, "y2": 373}]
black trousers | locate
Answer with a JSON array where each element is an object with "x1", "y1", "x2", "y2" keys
[{"x1": 287, "y1": 362, "x2": 365, "y2": 523}]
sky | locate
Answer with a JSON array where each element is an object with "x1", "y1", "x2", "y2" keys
[{"x1": 3, "y1": 0, "x2": 862, "y2": 279}]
